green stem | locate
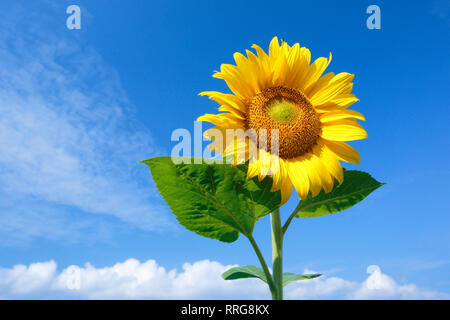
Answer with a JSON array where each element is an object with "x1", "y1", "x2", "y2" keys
[
  {"x1": 247, "y1": 235, "x2": 277, "y2": 297},
  {"x1": 271, "y1": 208, "x2": 283, "y2": 300}
]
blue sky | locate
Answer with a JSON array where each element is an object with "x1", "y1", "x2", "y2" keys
[{"x1": 0, "y1": 0, "x2": 449, "y2": 299}]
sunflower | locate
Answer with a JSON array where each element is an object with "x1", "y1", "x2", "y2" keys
[{"x1": 197, "y1": 37, "x2": 367, "y2": 204}]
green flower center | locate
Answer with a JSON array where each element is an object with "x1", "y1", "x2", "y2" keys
[{"x1": 267, "y1": 98, "x2": 299, "y2": 124}]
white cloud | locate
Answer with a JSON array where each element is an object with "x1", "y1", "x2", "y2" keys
[
  {"x1": 0, "y1": 259, "x2": 447, "y2": 299},
  {"x1": 0, "y1": 261, "x2": 57, "y2": 295},
  {"x1": 52, "y1": 259, "x2": 267, "y2": 299},
  {"x1": 349, "y1": 265, "x2": 442, "y2": 299},
  {"x1": 0, "y1": 4, "x2": 170, "y2": 244},
  {"x1": 285, "y1": 270, "x2": 358, "y2": 299}
]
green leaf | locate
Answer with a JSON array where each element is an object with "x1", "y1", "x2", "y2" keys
[
  {"x1": 141, "y1": 157, "x2": 281, "y2": 242},
  {"x1": 295, "y1": 170, "x2": 385, "y2": 218},
  {"x1": 222, "y1": 267, "x2": 321, "y2": 286},
  {"x1": 282, "y1": 273, "x2": 322, "y2": 286},
  {"x1": 222, "y1": 265, "x2": 268, "y2": 283}
]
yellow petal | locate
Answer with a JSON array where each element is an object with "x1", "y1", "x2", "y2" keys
[
  {"x1": 256, "y1": 148, "x2": 273, "y2": 180},
  {"x1": 304, "y1": 72, "x2": 335, "y2": 97},
  {"x1": 199, "y1": 91, "x2": 247, "y2": 113},
  {"x1": 301, "y1": 52, "x2": 332, "y2": 91},
  {"x1": 247, "y1": 157, "x2": 293, "y2": 205},
  {"x1": 203, "y1": 126, "x2": 225, "y2": 140},
  {"x1": 271, "y1": 50, "x2": 289, "y2": 86},
  {"x1": 315, "y1": 93, "x2": 360, "y2": 112},
  {"x1": 317, "y1": 144, "x2": 344, "y2": 184},
  {"x1": 251, "y1": 44, "x2": 271, "y2": 88},
  {"x1": 279, "y1": 177, "x2": 293, "y2": 205},
  {"x1": 322, "y1": 139, "x2": 361, "y2": 164},
  {"x1": 197, "y1": 113, "x2": 244, "y2": 129},
  {"x1": 269, "y1": 37, "x2": 281, "y2": 60},
  {"x1": 285, "y1": 46, "x2": 312, "y2": 89},
  {"x1": 320, "y1": 109, "x2": 366, "y2": 122},
  {"x1": 310, "y1": 146, "x2": 335, "y2": 193},
  {"x1": 213, "y1": 64, "x2": 253, "y2": 99},
  {"x1": 300, "y1": 47, "x2": 311, "y2": 66},
  {"x1": 233, "y1": 51, "x2": 262, "y2": 96},
  {"x1": 246, "y1": 49, "x2": 269, "y2": 90},
  {"x1": 321, "y1": 119, "x2": 368, "y2": 141},
  {"x1": 223, "y1": 138, "x2": 249, "y2": 165},
  {"x1": 309, "y1": 73, "x2": 354, "y2": 105},
  {"x1": 271, "y1": 159, "x2": 293, "y2": 204},
  {"x1": 247, "y1": 161, "x2": 260, "y2": 179},
  {"x1": 301, "y1": 156, "x2": 323, "y2": 197},
  {"x1": 285, "y1": 158, "x2": 310, "y2": 200},
  {"x1": 287, "y1": 43, "x2": 300, "y2": 67},
  {"x1": 218, "y1": 105, "x2": 245, "y2": 119}
]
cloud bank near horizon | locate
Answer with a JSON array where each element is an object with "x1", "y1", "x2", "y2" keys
[{"x1": 0, "y1": 259, "x2": 446, "y2": 300}]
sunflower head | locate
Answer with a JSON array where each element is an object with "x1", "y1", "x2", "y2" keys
[
  {"x1": 246, "y1": 86, "x2": 321, "y2": 159},
  {"x1": 198, "y1": 37, "x2": 367, "y2": 204}
]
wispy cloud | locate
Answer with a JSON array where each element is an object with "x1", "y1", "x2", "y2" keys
[
  {"x1": 0, "y1": 259, "x2": 446, "y2": 299},
  {"x1": 0, "y1": 3, "x2": 170, "y2": 245}
]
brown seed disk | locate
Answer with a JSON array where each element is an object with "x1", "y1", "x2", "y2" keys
[{"x1": 245, "y1": 86, "x2": 321, "y2": 159}]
